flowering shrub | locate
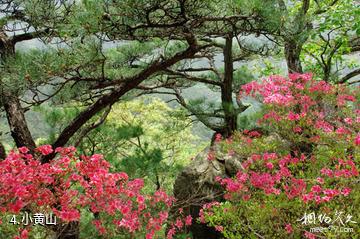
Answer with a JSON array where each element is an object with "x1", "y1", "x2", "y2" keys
[
  {"x1": 0, "y1": 146, "x2": 191, "y2": 239},
  {"x1": 202, "y1": 73, "x2": 359, "y2": 238}
]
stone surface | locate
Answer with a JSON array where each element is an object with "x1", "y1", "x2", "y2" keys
[{"x1": 171, "y1": 145, "x2": 244, "y2": 239}]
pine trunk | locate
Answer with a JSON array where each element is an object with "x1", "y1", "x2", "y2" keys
[
  {"x1": 1, "y1": 32, "x2": 81, "y2": 238},
  {"x1": 284, "y1": 40, "x2": 303, "y2": 74},
  {"x1": 221, "y1": 35, "x2": 237, "y2": 138}
]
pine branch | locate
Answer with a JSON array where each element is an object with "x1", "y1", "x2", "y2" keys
[
  {"x1": 41, "y1": 35, "x2": 204, "y2": 163},
  {"x1": 338, "y1": 68, "x2": 360, "y2": 84}
]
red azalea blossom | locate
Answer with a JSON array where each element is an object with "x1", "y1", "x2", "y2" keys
[
  {"x1": 201, "y1": 74, "x2": 359, "y2": 238},
  {"x1": 185, "y1": 215, "x2": 192, "y2": 226},
  {"x1": 0, "y1": 146, "x2": 183, "y2": 238},
  {"x1": 355, "y1": 134, "x2": 360, "y2": 145},
  {"x1": 36, "y1": 145, "x2": 54, "y2": 155},
  {"x1": 215, "y1": 225, "x2": 224, "y2": 232},
  {"x1": 304, "y1": 231, "x2": 316, "y2": 239},
  {"x1": 285, "y1": 224, "x2": 293, "y2": 234}
]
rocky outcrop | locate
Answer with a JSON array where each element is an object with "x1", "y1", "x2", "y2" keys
[
  {"x1": 171, "y1": 131, "x2": 292, "y2": 238},
  {"x1": 171, "y1": 145, "x2": 244, "y2": 239}
]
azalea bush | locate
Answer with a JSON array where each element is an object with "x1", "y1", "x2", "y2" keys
[
  {"x1": 201, "y1": 73, "x2": 360, "y2": 238},
  {"x1": 0, "y1": 146, "x2": 191, "y2": 239}
]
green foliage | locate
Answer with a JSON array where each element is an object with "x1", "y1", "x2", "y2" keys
[
  {"x1": 237, "y1": 106, "x2": 263, "y2": 131},
  {"x1": 75, "y1": 97, "x2": 205, "y2": 192},
  {"x1": 301, "y1": 0, "x2": 360, "y2": 81},
  {"x1": 232, "y1": 0, "x2": 283, "y2": 32},
  {"x1": 232, "y1": 65, "x2": 255, "y2": 91},
  {"x1": 254, "y1": 58, "x2": 283, "y2": 77},
  {"x1": 35, "y1": 105, "x2": 81, "y2": 144}
]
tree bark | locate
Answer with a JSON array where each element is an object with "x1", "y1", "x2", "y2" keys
[
  {"x1": 0, "y1": 32, "x2": 37, "y2": 152},
  {"x1": 220, "y1": 35, "x2": 237, "y2": 138},
  {"x1": 284, "y1": 39, "x2": 303, "y2": 74},
  {"x1": 283, "y1": 1, "x2": 311, "y2": 75},
  {"x1": 2, "y1": 93, "x2": 37, "y2": 151},
  {"x1": 0, "y1": 142, "x2": 6, "y2": 159}
]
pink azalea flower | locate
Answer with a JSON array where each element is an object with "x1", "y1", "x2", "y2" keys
[
  {"x1": 36, "y1": 145, "x2": 53, "y2": 155},
  {"x1": 304, "y1": 231, "x2": 316, "y2": 239},
  {"x1": 285, "y1": 224, "x2": 293, "y2": 234},
  {"x1": 355, "y1": 134, "x2": 360, "y2": 146}
]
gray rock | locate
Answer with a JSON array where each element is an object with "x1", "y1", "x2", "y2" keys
[{"x1": 171, "y1": 145, "x2": 244, "y2": 239}]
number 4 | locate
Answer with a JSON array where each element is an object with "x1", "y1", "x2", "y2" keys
[{"x1": 9, "y1": 215, "x2": 17, "y2": 224}]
